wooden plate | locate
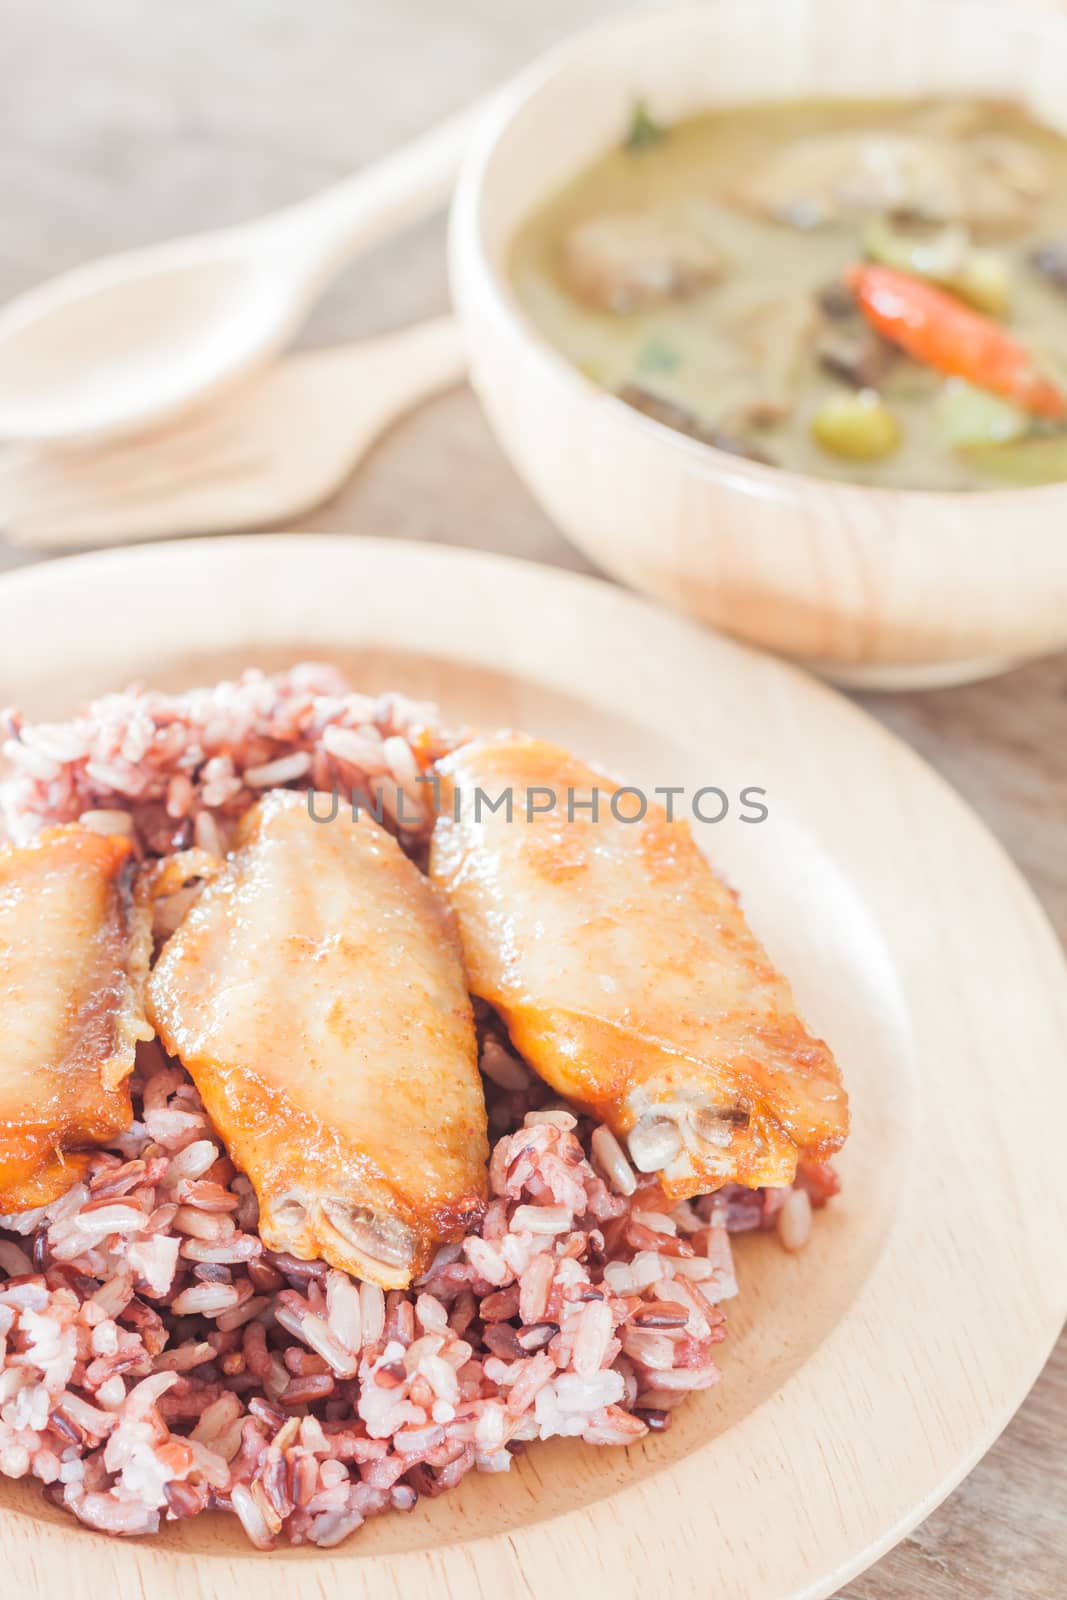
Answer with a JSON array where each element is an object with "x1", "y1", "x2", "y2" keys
[{"x1": 1, "y1": 536, "x2": 1064, "y2": 1598}]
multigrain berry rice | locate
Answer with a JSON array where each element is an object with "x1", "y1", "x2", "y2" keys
[
  {"x1": 0, "y1": 664, "x2": 451, "y2": 855},
  {"x1": 0, "y1": 666, "x2": 839, "y2": 1548}
]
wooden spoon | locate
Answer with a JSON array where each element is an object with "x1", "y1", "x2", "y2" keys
[
  {"x1": 0, "y1": 317, "x2": 466, "y2": 548},
  {"x1": 0, "y1": 98, "x2": 488, "y2": 446}
]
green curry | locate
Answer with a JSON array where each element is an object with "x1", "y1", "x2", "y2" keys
[{"x1": 510, "y1": 98, "x2": 1067, "y2": 489}]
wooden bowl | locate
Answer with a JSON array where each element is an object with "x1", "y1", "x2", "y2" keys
[
  {"x1": 1, "y1": 536, "x2": 1065, "y2": 1597},
  {"x1": 449, "y1": 0, "x2": 1067, "y2": 688}
]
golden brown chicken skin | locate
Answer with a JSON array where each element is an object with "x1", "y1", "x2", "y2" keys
[
  {"x1": 147, "y1": 790, "x2": 488, "y2": 1289},
  {"x1": 0, "y1": 826, "x2": 151, "y2": 1213},
  {"x1": 430, "y1": 736, "x2": 848, "y2": 1199}
]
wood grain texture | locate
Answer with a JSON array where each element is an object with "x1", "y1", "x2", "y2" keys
[{"x1": 0, "y1": 3, "x2": 1064, "y2": 1594}]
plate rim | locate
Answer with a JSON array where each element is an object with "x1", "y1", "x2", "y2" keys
[{"x1": 1, "y1": 533, "x2": 1065, "y2": 1599}]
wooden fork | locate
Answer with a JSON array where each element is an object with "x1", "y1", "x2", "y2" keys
[{"x1": 0, "y1": 316, "x2": 466, "y2": 548}]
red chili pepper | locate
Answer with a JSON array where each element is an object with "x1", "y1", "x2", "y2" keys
[{"x1": 845, "y1": 263, "x2": 1067, "y2": 420}]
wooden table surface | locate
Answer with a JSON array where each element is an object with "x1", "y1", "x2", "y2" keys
[{"x1": 1, "y1": 2, "x2": 1063, "y2": 1594}]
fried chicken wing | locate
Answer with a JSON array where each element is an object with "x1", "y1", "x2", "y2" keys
[
  {"x1": 430, "y1": 736, "x2": 848, "y2": 1199},
  {"x1": 0, "y1": 826, "x2": 151, "y2": 1212},
  {"x1": 147, "y1": 790, "x2": 488, "y2": 1288}
]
